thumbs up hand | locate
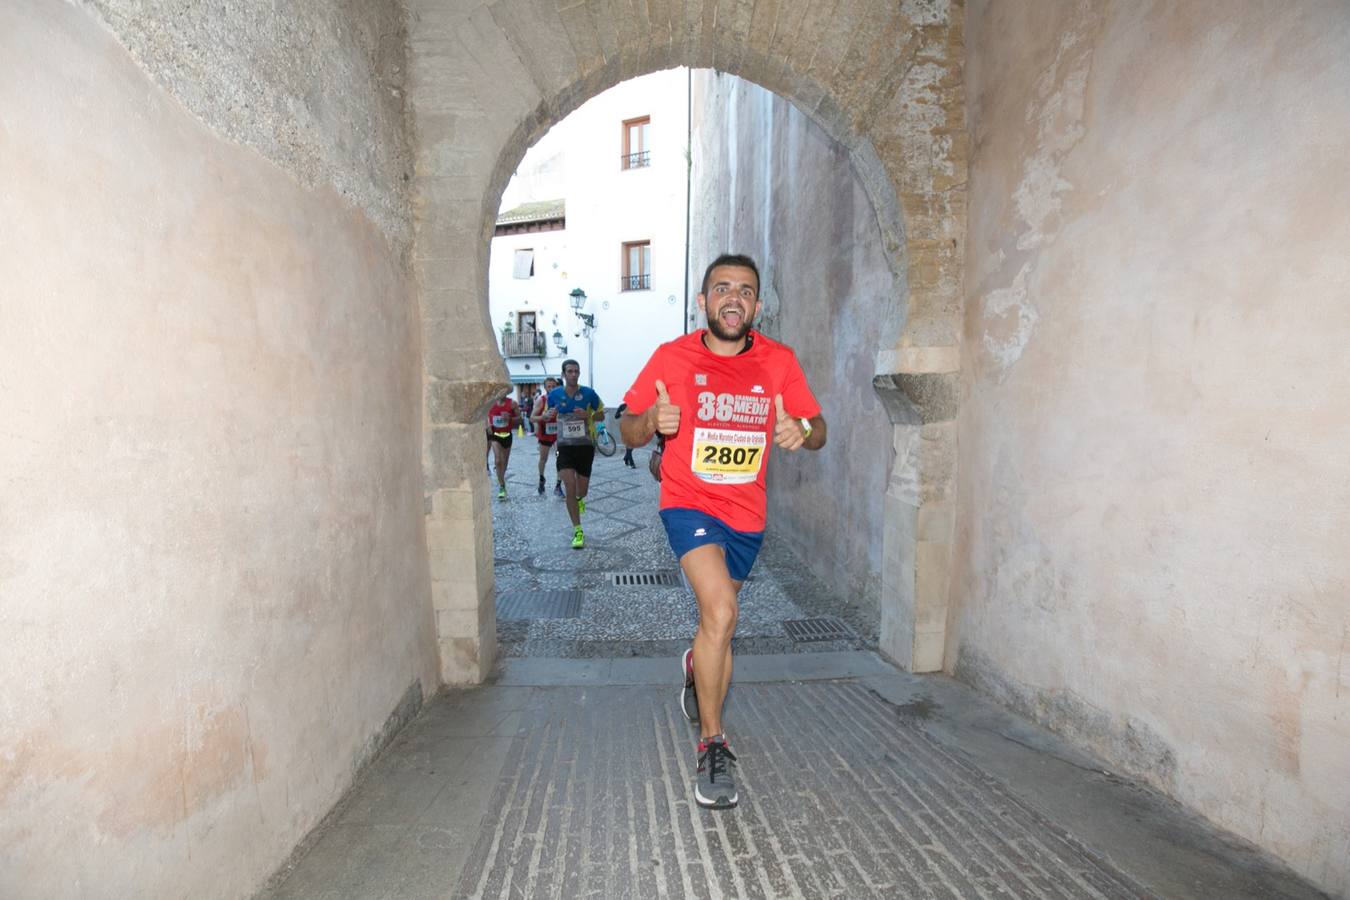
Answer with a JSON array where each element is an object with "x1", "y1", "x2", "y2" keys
[
  {"x1": 650, "y1": 380, "x2": 681, "y2": 435},
  {"x1": 774, "y1": 394, "x2": 807, "y2": 451}
]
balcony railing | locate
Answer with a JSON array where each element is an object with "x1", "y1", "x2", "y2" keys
[
  {"x1": 621, "y1": 151, "x2": 651, "y2": 170},
  {"x1": 621, "y1": 274, "x2": 651, "y2": 292},
  {"x1": 501, "y1": 330, "x2": 546, "y2": 357}
]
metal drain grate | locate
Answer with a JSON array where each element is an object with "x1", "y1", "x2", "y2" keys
[
  {"x1": 495, "y1": 590, "x2": 583, "y2": 620},
  {"x1": 783, "y1": 616, "x2": 856, "y2": 642},
  {"x1": 607, "y1": 571, "x2": 682, "y2": 587}
]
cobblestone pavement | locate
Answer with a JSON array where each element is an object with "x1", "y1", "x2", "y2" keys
[{"x1": 488, "y1": 441, "x2": 877, "y2": 658}]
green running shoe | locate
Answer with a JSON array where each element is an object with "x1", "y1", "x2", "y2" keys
[
  {"x1": 570, "y1": 527, "x2": 585, "y2": 550},
  {"x1": 577, "y1": 497, "x2": 586, "y2": 516},
  {"x1": 497, "y1": 486, "x2": 506, "y2": 500}
]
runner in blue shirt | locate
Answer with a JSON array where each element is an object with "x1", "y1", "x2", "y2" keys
[{"x1": 546, "y1": 359, "x2": 604, "y2": 549}]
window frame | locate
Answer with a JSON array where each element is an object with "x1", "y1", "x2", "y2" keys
[
  {"x1": 512, "y1": 248, "x2": 535, "y2": 279},
  {"x1": 621, "y1": 116, "x2": 651, "y2": 170},
  {"x1": 621, "y1": 240, "x2": 652, "y2": 292}
]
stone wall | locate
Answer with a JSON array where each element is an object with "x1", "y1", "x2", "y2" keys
[
  {"x1": 0, "y1": 2, "x2": 436, "y2": 897},
  {"x1": 405, "y1": 0, "x2": 967, "y2": 681},
  {"x1": 687, "y1": 71, "x2": 896, "y2": 621},
  {"x1": 955, "y1": 1, "x2": 1350, "y2": 893}
]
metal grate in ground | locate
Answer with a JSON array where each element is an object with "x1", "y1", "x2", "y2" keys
[
  {"x1": 495, "y1": 589, "x2": 583, "y2": 620},
  {"x1": 452, "y1": 681, "x2": 1150, "y2": 899},
  {"x1": 783, "y1": 615, "x2": 856, "y2": 642},
  {"x1": 607, "y1": 570, "x2": 682, "y2": 587}
]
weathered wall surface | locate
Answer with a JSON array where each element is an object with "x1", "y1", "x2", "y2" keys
[
  {"x1": 956, "y1": 1, "x2": 1350, "y2": 893},
  {"x1": 0, "y1": 2, "x2": 435, "y2": 897},
  {"x1": 688, "y1": 71, "x2": 896, "y2": 620}
]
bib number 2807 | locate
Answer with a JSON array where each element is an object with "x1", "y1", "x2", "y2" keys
[{"x1": 691, "y1": 428, "x2": 767, "y2": 484}]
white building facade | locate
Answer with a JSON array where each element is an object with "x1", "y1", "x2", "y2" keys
[{"x1": 489, "y1": 68, "x2": 691, "y2": 410}]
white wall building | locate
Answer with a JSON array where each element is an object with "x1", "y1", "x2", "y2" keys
[{"x1": 489, "y1": 68, "x2": 691, "y2": 410}]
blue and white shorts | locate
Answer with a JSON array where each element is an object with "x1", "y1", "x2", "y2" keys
[{"x1": 659, "y1": 507, "x2": 765, "y2": 582}]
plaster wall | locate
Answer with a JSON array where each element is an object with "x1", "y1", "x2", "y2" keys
[
  {"x1": 956, "y1": 2, "x2": 1350, "y2": 893},
  {"x1": 0, "y1": 3, "x2": 435, "y2": 897},
  {"x1": 488, "y1": 68, "x2": 690, "y2": 404},
  {"x1": 489, "y1": 227, "x2": 573, "y2": 385},
  {"x1": 688, "y1": 72, "x2": 896, "y2": 620}
]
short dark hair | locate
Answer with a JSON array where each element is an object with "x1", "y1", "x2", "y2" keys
[
  {"x1": 700, "y1": 254, "x2": 760, "y2": 298},
  {"x1": 561, "y1": 359, "x2": 580, "y2": 374}
]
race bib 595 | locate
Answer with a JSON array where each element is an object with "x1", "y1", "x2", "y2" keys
[{"x1": 560, "y1": 419, "x2": 588, "y2": 443}]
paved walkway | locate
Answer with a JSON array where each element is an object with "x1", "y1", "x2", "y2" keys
[
  {"x1": 488, "y1": 445, "x2": 877, "y2": 658},
  {"x1": 260, "y1": 441, "x2": 1330, "y2": 899}
]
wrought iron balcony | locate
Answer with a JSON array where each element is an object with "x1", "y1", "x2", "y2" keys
[
  {"x1": 501, "y1": 330, "x2": 546, "y2": 357},
  {"x1": 621, "y1": 151, "x2": 651, "y2": 170},
  {"x1": 621, "y1": 274, "x2": 651, "y2": 292}
]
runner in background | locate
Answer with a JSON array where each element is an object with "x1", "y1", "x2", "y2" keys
[
  {"x1": 616, "y1": 403, "x2": 637, "y2": 468},
  {"x1": 485, "y1": 391, "x2": 521, "y2": 501},
  {"x1": 547, "y1": 359, "x2": 604, "y2": 549},
  {"x1": 532, "y1": 377, "x2": 562, "y2": 496}
]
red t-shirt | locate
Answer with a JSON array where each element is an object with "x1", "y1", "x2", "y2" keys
[
  {"x1": 487, "y1": 398, "x2": 518, "y2": 435},
  {"x1": 623, "y1": 330, "x2": 821, "y2": 533},
  {"x1": 533, "y1": 394, "x2": 559, "y2": 443}
]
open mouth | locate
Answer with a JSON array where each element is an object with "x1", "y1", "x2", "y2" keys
[{"x1": 719, "y1": 308, "x2": 743, "y2": 327}]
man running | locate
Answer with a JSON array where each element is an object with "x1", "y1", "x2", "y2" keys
[
  {"x1": 547, "y1": 359, "x2": 604, "y2": 549},
  {"x1": 620, "y1": 254, "x2": 826, "y2": 810},
  {"x1": 486, "y1": 391, "x2": 522, "y2": 500},
  {"x1": 531, "y1": 376, "x2": 563, "y2": 496}
]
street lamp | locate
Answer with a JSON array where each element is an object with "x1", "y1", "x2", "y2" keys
[{"x1": 568, "y1": 287, "x2": 596, "y2": 385}]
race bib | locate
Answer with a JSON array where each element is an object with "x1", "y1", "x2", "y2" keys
[
  {"x1": 491, "y1": 414, "x2": 508, "y2": 429},
  {"x1": 691, "y1": 428, "x2": 767, "y2": 484},
  {"x1": 544, "y1": 421, "x2": 558, "y2": 436},
  {"x1": 559, "y1": 418, "x2": 589, "y2": 444}
]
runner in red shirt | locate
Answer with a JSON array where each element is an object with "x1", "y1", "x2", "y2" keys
[
  {"x1": 531, "y1": 376, "x2": 563, "y2": 496},
  {"x1": 621, "y1": 254, "x2": 827, "y2": 810},
  {"x1": 485, "y1": 393, "x2": 521, "y2": 500}
]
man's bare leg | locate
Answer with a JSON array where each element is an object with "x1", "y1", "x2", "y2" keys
[
  {"x1": 680, "y1": 544, "x2": 742, "y2": 739},
  {"x1": 560, "y1": 468, "x2": 581, "y2": 526},
  {"x1": 493, "y1": 442, "x2": 509, "y2": 492}
]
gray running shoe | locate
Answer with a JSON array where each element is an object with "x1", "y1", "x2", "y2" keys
[
  {"x1": 695, "y1": 736, "x2": 737, "y2": 810},
  {"x1": 680, "y1": 648, "x2": 699, "y2": 723}
]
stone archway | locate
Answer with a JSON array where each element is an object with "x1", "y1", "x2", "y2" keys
[{"x1": 407, "y1": 0, "x2": 967, "y2": 683}]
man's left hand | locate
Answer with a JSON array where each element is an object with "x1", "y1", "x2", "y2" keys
[{"x1": 773, "y1": 395, "x2": 806, "y2": 451}]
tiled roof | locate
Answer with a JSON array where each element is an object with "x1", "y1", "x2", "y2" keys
[{"x1": 496, "y1": 198, "x2": 565, "y2": 225}]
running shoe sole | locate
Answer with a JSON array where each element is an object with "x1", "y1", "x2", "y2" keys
[{"x1": 694, "y1": 784, "x2": 737, "y2": 810}]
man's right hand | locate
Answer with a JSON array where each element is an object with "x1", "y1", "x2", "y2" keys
[{"x1": 650, "y1": 380, "x2": 681, "y2": 435}]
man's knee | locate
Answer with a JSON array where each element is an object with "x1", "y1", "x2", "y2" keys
[{"x1": 698, "y1": 596, "x2": 738, "y2": 641}]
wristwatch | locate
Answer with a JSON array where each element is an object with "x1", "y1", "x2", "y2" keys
[{"x1": 799, "y1": 417, "x2": 813, "y2": 439}]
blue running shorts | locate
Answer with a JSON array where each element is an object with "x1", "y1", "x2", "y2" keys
[{"x1": 659, "y1": 507, "x2": 765, "y2": 582}]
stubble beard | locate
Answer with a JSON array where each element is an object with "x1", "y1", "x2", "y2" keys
[{"x1": 707, "y1": 309, "x2": 754, "y2": 343}]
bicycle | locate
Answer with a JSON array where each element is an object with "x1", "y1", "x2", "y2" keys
[{"x1": 594, "y1": 419, "x2": 617, "y2": 457}]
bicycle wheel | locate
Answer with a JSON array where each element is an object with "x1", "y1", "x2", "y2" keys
[{"x1": 595, "y1": 430, "x2": 617, "y2": 457}]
